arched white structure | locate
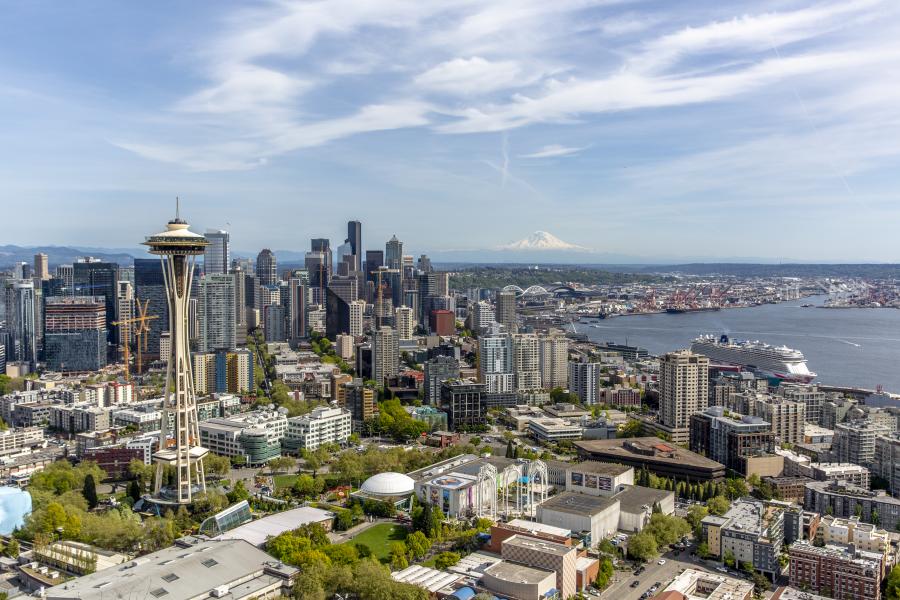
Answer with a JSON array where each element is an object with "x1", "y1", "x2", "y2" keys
[
  {"x1": 525, "y1": 460, "x2": 548, "y2": 516},
  {"x1": 500, "y1": 462, "x2": 525, "y2": 517},
  {"x1": 522, "y1": 285, "x2": 550, "y2": 296},
  {"x1": 475, "y1": 463, "x2": 498, "y2": 519},
  {"x1": 502, "y1": 285, "x2": 525, "y2": 293}
]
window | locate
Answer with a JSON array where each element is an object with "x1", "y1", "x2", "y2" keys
[
  {"x1": 202, "y1": 558, "x2": 218, "y2": 568},
  {"x1": 162, "y1": 573, "x2": 179, "y2": 583},
  {"x1": 150, "y1": 588, "x2": 169, "y2": 598}
]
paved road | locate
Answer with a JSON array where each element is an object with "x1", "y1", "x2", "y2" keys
[{"x1": 600, "y1": 548, "x2": 718, "y2": 600}]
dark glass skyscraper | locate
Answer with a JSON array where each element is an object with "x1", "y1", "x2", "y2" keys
[
  {"x1": 44, "y1": 296, "x2": 107, "y2": 372},
  {"x1": 347, "y1": 221, "x2": 362, "y2": 271},
  {"x1": 134, "y1": 258, "x2": 168, "y2": 355},
  {"x1": 256, "y1": 249, "x2": 277, "y2": 286},
  {"x1": 73, "y1": 260, "x2": 118, "y2": 352}
]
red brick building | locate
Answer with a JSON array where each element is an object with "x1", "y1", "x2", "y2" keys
[
  {"x1": 429, "y1": 310, "x2": 455, "y2": 336},
  {"x1": 789, "y1": 540, "x2": 883, "y2": 600}
]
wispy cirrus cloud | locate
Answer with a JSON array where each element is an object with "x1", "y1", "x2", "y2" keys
[{"x1": 520, "y1": 144, "x2": 586, "y2": 158}]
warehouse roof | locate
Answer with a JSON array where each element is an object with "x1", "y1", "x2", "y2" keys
[{"x1": 539, "y1": 491, "x2": 619, "y2": 517}]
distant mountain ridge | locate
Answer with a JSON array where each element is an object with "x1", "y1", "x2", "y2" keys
[{"x1": 0, "y1": 245, "x2": 143, "y2": 268}]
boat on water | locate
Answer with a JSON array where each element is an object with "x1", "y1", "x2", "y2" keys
[
  {"x1": 665, "y1": 307, "x2": 721, "y2": 314},
  {"x1": 691, "y1": 334, "x2": 816, "y2": 383}
]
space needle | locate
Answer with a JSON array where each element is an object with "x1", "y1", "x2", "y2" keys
[{"x1": 143, "y1": 200, "x2": 209, "y2": 504}]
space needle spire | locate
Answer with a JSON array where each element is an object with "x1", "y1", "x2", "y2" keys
[{"x1": 143, "y1": 202, "x2": 208, "y2": 504}]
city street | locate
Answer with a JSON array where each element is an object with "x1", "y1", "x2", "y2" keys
[{"x1": 600, "y1": 548, "x2": 717, "y2": 600}]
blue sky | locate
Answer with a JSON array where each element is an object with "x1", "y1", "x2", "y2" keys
[{"x1": 1, "y1": 0, "x2": 899, "y2": 261}]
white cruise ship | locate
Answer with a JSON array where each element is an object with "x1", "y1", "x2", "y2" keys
[{"x1": 691, "y1": 334, "x2": 816, "y2": 383}]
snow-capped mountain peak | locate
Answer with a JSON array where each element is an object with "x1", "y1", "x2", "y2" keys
[{"x1": 501, "y1": 231, "x2": 589, "y2": 251}]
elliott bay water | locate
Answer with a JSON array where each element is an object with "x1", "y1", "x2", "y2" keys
[{"x1": 574, "y1": 295, "x2": 900, "y2": 393}]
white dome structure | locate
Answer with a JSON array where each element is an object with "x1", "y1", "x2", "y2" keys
[{"x1": 359, "y1": 472, "x2": 415, "y2": 497}]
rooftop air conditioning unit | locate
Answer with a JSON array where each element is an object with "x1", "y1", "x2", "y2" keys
[{"x1": 212, "y1": 585, "x2": 230, "y2": 597}]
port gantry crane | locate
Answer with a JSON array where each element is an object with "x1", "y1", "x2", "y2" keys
[{"x1": 111, "y1": 297, "x2": 158, "y2": 381}]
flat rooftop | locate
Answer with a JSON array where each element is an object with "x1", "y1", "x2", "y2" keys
[
  {"x1": 569, "y1": 460, "x2": 632, "y2": 477},
  {"x1": 483, "y1": 560, "x2": 556, "y2": 585},
  {"x1": 505, "y1": 519, "x2": 571, "y2": 538},
  {"x1": 214, "y1": 506, "x2": 334, "y2": 547},
  {"x1": 42, "y1": 538, "x2": 297, "y2": 600},
  {"x1": 539, "y1": 491, "x2": 618, "y2": 517},
  {"x1": 613, "y1": 485, "x2": 672, "y2": 511},
  {"x1": 392, "y1": 565, "x2": 462, "y2": 593},
  {"x1": 575, "y1": 437, "x2": 725, "y2": 470},
  {"x1": 664, "y1": 568, "x2": 754, "y2": 600},
  {"x1": 503, "y1": 534, "x2": 573, "y2": 556}
]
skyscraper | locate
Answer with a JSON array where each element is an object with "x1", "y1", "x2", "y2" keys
[
  {"x1": 347, "y1": 220, "x2": 362, "y2": 271},
  {"x1": 311, "y1": 238, "x2": 332, "y2": 275},
  {"x1": 569, "y1": 361, "x2": 602, "y2": 405},
  {"x1": 325, "y1": 286, "x2": 351, "y2": 340},
  {"x1": 116, "y1": 280, "x2": 134, "y2": 353},
  {"x1": 385, "y1": 235, "x2": 403, "y2": 270},
  {"x1": 231, "y1": 267, "x2": 248, "y2": 346},
  {"x1": 43, "y1": 296, "x2": 107, "y2": 372},
  {"x1": 144, "y1": 207, "x2": 209, "y2": 505},
  {"x1": 33, "y1": 253, "x2": 49, "y2": 280},
  {"x1": 73, "y1": 259, "x2": 119, "y2": 351},
  {"x1": 55, "y1": 264, "x2": 74, "y2": 290},
  {"x1": 424, "y1": 355, "x2": 459, "y2": 405},
  {"x1": 364, "y1": 250, "x2": 384, "y2": 284},
  {"x1": 256, "y1": 249, "x2": 277, "y2": 286},
  {"x1": 198, "y1": 273, "x2": 236, "y2": 352},
  {"x1": 134, "y1": 258, "x2": 168, "y2": 356},
  {"x1": 287, "y1": 276, "x2": 308, "y2": 341},
  {"x1": 204, "y1": 230, "x2": 230, "y2": 275},
  {"x1": 495, "y1": 289, "x2": 517, "y2": 333},
  {"x1": 659, "y1": 350, "x2": 710, "y2": 432},
  {"x1": 3, "y1": 279, "x2": 36, "y2": 368},
  {"x1": 372, "y1": 326, "x2": 399, "y2": 386}
]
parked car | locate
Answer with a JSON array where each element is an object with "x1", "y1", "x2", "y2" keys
[
  {"x1": 658, "y1": 559, "x2": 667, "y2": 565},
  {"x1": 631, "y1": 581, "x2": 640, "y2": 588}
]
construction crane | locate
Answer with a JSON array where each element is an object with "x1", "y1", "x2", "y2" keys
[{"x1": 111, "y1": 297, "x2": 158, "y2": 380}]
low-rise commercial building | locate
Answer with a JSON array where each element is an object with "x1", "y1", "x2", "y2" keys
[
  {"x1": 575, "y1": 437, "x2": 726, "y2": 482},
  {"x1": 528, "y1": 417, "x2": 582, "y2": 442},
  {"x1": 659, "y1": 568, "x2": 754, "y2": 600},
  {"x1": 42, "y1": 538, "x2": 298, "y2": 600}
]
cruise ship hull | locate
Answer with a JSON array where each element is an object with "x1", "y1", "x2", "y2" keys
[{"x1": 691, "y1": 336, "x2": 816, "y2": 384}]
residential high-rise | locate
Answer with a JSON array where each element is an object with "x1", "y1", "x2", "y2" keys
[
  {"x1": 349, "y1": 300, "x2": 366, "y2": 338},
  {"x1": 143, "y1": 207, "x2": 209, "y2": 504},
  {"x1": 198, "y1": 273, "x2": 236, "y2": 352},
  {"x1": 33, "y1": 253, "x2": 49, "y2": 280},
  {"x1": 264, "y1": 304, "x2": 286, "y2": 342},
  {"x1": 255, "y1": 249, "x2": 277, "y2": 286},
  {"x1": 471, "y1": 300, "x2": 495, "y2": 334},
  {"x1": 231, "y1": 267, "x2": 248, "y2": 346},
  {"x1": 479, "y1": 332, "x2": 515, "y2": 393},
  {"x1": 568, "y1": 361, "x2": 602, "y2": 405},
  {"x1": 3, "y1": 279, "x2": 36, "y2": 368},
  {"x1": 192, "y1": 349, "x2": 254, "y2": 396},
  {"x1": 395, "y1": 305, "x2": 415, "y2": 339},
  {"x1": 115, "y1": 280, "x2": 134, "y2": 352},
  {"x1": 134, "y1": 258, "x2": 168, "y2": 356},
  {"x1": 43, "y1": 296, "x2": 107, "y2": 372},
  {"x1": 73, "y1": 259, "x2": 119, "y2": 351},
  {"x1": 659, "y1": 349, "x2": 710, "y2": 430},
  {"x1": 690, "y1": 407, "x2": 774, "y2": 475},
  {"x1": 385, "y1": 235, "x2": 403, "y2": 269},
  {"x1": 539, "y1": 333, "x2": 569, "y2": 390},
  {"x1": 833, "y1": 420, "x2": 891, "y2": 466},
  {"x1": 748, "y1": 395, "x2": 806, "y2": 446},
  {"x1": 204, "y1": 230, "x2": 230, "y2": 275},
  {"x1": 372, "y1": 326, "x2": 399, "y2": 386},
  {"x1": 424, "y1": 355, "x2": 459, "y2": 405},
  {"x1": 417, "y1": 254, "x2": 432, "y2": 273},
  {"x1": 512, "y1": 333, "x2": 541, "y2": 391},
  {"x1": 495, "y1": 289, "x2": 517, "y2": 333},
  {"x1": 347, "y1": 221, "x2": 362, "y2": 272},
  {"x1": 343, "y1": 379, "x2": 376, "y2": 430}
]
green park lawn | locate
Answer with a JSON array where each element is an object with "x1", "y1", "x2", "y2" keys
[
  {"x1": 273, "y1": 474, "x2": 298, "y2": 490},
  {"x1": 347, "y1": 523, "x2": 409, "y2": 561}
]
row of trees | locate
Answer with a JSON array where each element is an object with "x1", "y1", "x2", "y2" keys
[
  {"x1": 635, "y1": 468, "x2": 748, "y2": 501},
  {"x1": 626, "y1": 513, "x2": 691, "y2": 562}
]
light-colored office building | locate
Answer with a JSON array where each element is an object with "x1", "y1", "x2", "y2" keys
[{"x1": 284, "y1": 406, "x2": 351, "y2": 452}]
